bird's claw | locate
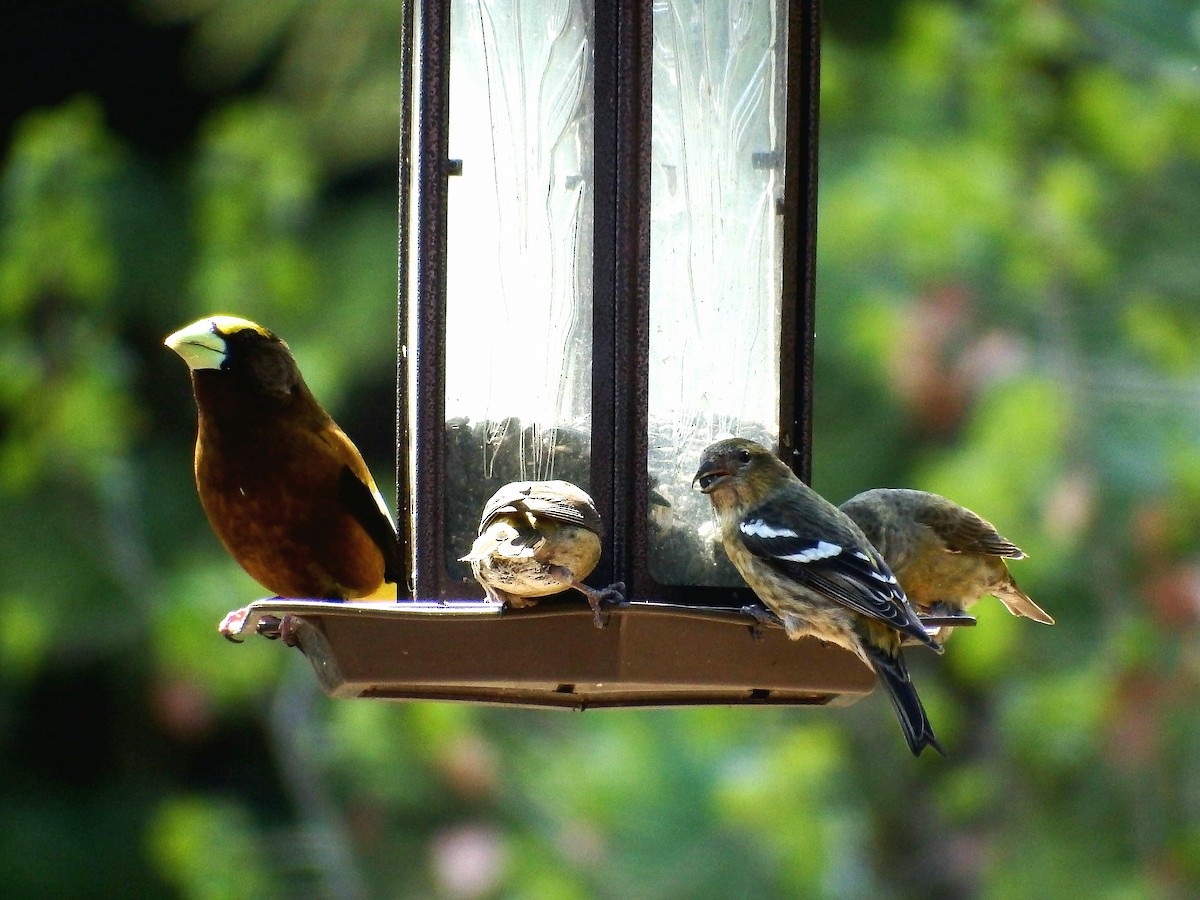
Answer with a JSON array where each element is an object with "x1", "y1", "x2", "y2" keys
[
  {"x1": 740, "y1": 603, "x2": 784, "y2": 640},
  {"x1": 581, "y1": 581, "x2": 625, "y2": 629},
  {"x1": 218, "y1": 606, "x2": 300, "y2": 646},
  {"x1": 255, "y1": 615, "x2": 283, "y2": 639},
  {"x1": 256, "y1": 614, "x2": 302, "y2": 646}
]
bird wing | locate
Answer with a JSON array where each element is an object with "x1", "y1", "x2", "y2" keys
[
  {"x1": 836, "y1": 495, "x2": 897, "y2": 560},
  {"x1": 480, "y1": 481, "x2": 601, "y2": 535},
  {"x1": 337, "y1": 467, "x2": 402, "y2": 584},
  {"x1": 324, "y1": 424, "x2": 401, "y2": 585},
  {"x1": 912, "y1": 499, "x2": 1026, "y2": 559},
  {"x1": 461, "y1": 518, "x2": 543, "y2": 562},
  {"x1": 736, "y1": 514, "x2": 935, "y2": 647}
]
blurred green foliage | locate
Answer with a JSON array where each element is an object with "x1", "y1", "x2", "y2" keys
[{"x1": 2, "y1": 0, "x2": 1200, "y2": 897}]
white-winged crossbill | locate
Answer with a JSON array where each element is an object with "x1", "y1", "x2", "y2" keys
[{"x1": 695, "y1": 438, "x2": 945, "y2": 756}]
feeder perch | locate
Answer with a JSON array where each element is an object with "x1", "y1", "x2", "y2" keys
[
  {"x1": 225, "y1": 599, "x2": 973, "y2": 708},
  {"x1": 224, "y1": 599, "x2": 883, "y2": 708}
]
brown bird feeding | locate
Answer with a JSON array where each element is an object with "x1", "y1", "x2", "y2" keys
[
  {"x1": 462, "y1": 480, "x2": 624, "y2": 628},
  {"x1": 165, "y1": 315, "x2": 400, "y2": 639},
  {"x1": 840, "y1": 488, "x2": 1053, "y2": 641}
]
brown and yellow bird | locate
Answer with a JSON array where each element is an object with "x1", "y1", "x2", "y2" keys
[
  {"x1": 462, "y1": 480, "x2": 623, "y2": 627},
  {"x1": 695, "y1": 438, "x2": 944, "y2": 756},
  {"x1": 165, "y1": 315, "x2": 400, "y2": 638},
  {"x1": 840, "y1": 488, "x2": 1053, "y2": 641}
]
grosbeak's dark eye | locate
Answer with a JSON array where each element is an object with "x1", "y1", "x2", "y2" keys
[{"x1": 736, "y1": 448, "x2": 752, "y2": 464}]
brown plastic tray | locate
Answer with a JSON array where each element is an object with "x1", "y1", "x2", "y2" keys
[{"x1": 221, "y1": 598, "x2": 940, "y2": 709}]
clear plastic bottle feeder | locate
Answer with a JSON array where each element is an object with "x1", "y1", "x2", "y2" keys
[{"x1": 231, "y1": 0, "x2": 970, "y2": 708}]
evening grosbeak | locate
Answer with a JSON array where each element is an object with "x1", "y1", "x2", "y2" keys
[
  {"x1": 462, "y1": 480, "x2": 624, "y2": 627},
  {"x1": 840, "y1": 488, "x2": 1053, "y2": 641},
  {"x1": 165, "y1": 315, "x2": 400, "y2": 638},
  {"x1": 695, "y1": 438, "x2": 945, "y2": 756}
]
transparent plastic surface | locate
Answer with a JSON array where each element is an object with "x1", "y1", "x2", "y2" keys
[
  {"x1": 647, "y1": 0, "x2": 789, "y2": 586},
  {"x1": 444, "y1": 0, "x2": 595, "y2": 574}
]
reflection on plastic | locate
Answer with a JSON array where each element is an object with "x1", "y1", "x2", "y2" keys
[
  {"x1": 444, "y1": 0, "x2": 596, "y2": 574},
  {"x1": 648, "y1": 0, "x2": 789, "y2": 585}
]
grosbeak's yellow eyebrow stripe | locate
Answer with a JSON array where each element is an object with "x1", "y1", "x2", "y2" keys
[{"x1": 206, "y1": 314, "x2": 272, "y2": 337}]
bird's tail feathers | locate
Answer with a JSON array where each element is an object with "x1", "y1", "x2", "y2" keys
[
  {"x1": 864, "y1": 642, "x2": 946, "y2": 757},
  {"x1": 460, "y1": 533, "x2": 502, "y2": 562},
  {"x1": 996, "y1": 581, "x2": 1055, "y2": 625}
]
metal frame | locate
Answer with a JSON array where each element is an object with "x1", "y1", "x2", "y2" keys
[
  {"x1": 248, "y1": 0, "x2": 895, "y2": 711},
  {"x1": 402, "y1": 0, "x2": 454, "y2": 599},
  {"x1": 401, "y1": 0, "x2": 822, "y2": 606}
]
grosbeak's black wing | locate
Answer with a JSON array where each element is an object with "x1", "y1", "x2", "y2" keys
[
  {"x1": 337, "y1": 466, "x2": 402, "y2": 583},
  {"x1": 736, "y1": 501, "x2": 938, "y2": 650}
]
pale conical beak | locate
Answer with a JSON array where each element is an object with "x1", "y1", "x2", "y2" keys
[{"x1": 164, "y1": 317, "x2": 229, "y2": 371}]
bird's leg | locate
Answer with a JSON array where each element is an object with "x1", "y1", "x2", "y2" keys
[
  {"x1": 255, "y1": 615, "x2": 283, "y2": 639},
  {"x1": 252, "y1": 614, "x2": 308, "y2": 648},
  {"x1": 915, "y1": 602, "x2": 973, "y2": 648},
  {"x1": 923, "y1": 601, "x2": 956, "y2": 619},
  {"x1": 740, "y1": 602, "x2": 785, "y2": 641},
  {"x1": 561, "y1": 574, "x2": 625, "y2": 629},
  {"x1": 479, "y1": 581, "x2": 515, "y2": 609},
  {"x1": 218, "y1": 603, "x2": 299, "y2": 646}
]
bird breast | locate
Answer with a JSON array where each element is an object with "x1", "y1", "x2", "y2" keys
[{"x1": 472, "y1": 520, "x2": 602, "y2": 599}]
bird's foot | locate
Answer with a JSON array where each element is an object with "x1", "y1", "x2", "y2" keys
[
  {"x1": 218, "y1": 605, "x2": 301, "y2": 646},
  {"x1": 575, "y1": 581, "x2": 626, "y2": 629},
  {"x1": 740, "y1": 603, "x2": 784, "y2": 640},
  {"x1": 915, "y1": 603, "x2": 973, "y2": 649},
  {"x1": 923, "y1": 601, "x2": 957, "y2": 619},
  {"x1": 255, "y1": 614, "x2": 303, "y2": 647},
  {"x1": 255, "y1": 615, "x2": 283, "y2": 640}
]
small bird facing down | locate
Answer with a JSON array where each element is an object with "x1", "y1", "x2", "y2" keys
[
  {"x1": 165, "y1": 315, "x2": 400, "y2": 638},
  {"x1": 462, "y1": 480, "x2": 624, "y2": 627},
  {"x1": 694, "y1": 438, "x2": 945, "y2": 756},
  {"x1": 840, "y1": 488, "x2": 1053, "y2": 641}
]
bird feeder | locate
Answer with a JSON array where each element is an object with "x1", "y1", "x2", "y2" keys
[{"x1": 232, "y1": 0, "x2": 956, "y2": 708}]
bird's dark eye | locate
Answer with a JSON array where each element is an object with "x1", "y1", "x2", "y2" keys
[{"x1": 736, "y1": 448, "x2": 752, "y2": 464}]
